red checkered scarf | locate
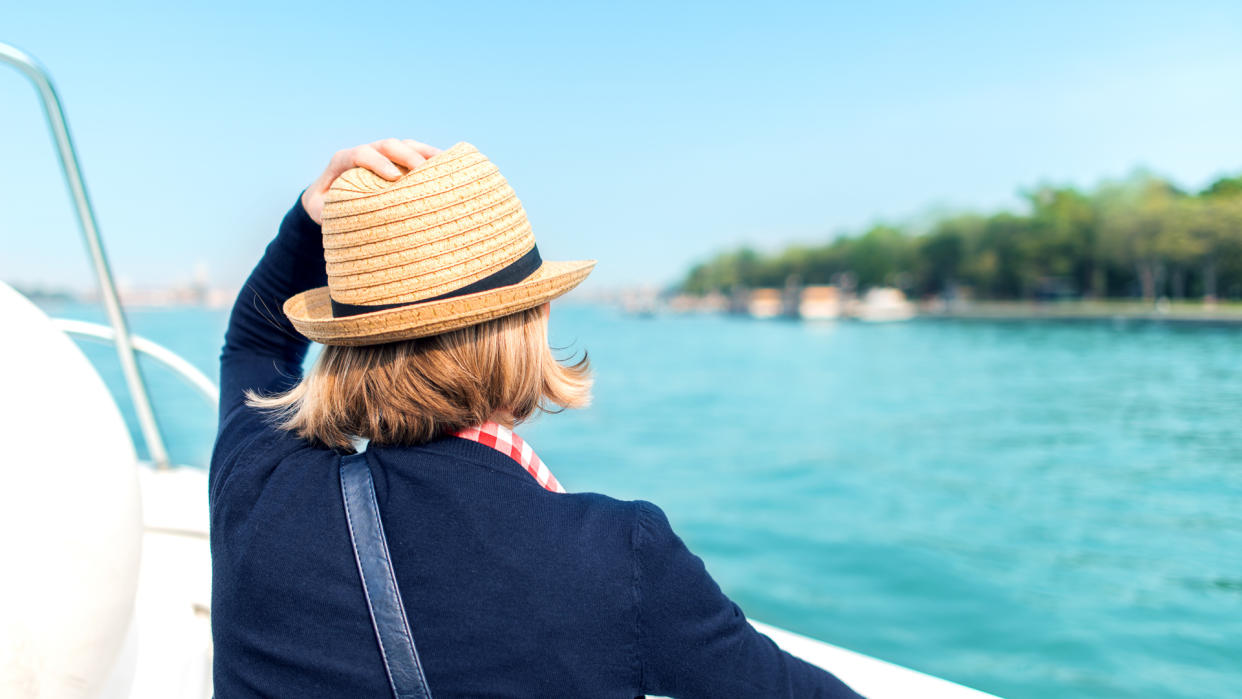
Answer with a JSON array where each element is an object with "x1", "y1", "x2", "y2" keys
[{"x1": 455, "y1": 421, "x2": 565, "y2": 494}]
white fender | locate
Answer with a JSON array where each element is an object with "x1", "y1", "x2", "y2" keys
[{"x1": 0, "y1": 281, "x2": 142, "y2": 698}]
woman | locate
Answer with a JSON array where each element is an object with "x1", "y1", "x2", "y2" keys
[{"x1": 211, "y1": 138, "x2": 862, "y2": 698}]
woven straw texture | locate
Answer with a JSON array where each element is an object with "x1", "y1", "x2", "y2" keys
[{"x1": 285, "y1": 142, "x2": 594, "y2": 346}]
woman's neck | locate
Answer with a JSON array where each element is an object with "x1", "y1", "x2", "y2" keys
[{"x1": 487, "y1": 410, "x2": 515, "y2": 429}]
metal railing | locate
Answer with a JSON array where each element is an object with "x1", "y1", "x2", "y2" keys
[
  {"x1": 1, "y1": 42, "x2": 171, "y2": 467},
  {"x1": 51, "y1": 318, "x2": 220, "y2": 406}
]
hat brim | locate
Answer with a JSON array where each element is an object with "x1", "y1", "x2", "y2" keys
[{"x1": 284, "y1": 259, "x2": 595, "y2": 346}]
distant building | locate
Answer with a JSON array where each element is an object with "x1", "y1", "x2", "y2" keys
[
  {"x1": 747, "y1": 288, "x2": 783, "y2": 319},
  {"x1": 798, "y1": 285, "x2": 841, "y2": 320}
]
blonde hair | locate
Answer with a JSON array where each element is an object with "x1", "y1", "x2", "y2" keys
[{"x1": 247, "y1": 305, "x2": 590, "y2": 449}]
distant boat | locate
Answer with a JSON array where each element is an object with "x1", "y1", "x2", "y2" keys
[
  {"x1": 855, "y1": 287, "x2": 915, "y2": 322},
  {"x1": 747, "y1": 288, "x2": 784, "y2": 319},
  {"x1": 799, "y1": 285, "x2": 841, "y2": 320}
]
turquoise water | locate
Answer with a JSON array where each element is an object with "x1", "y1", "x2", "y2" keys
[{"x1": 49, "y1": 303, "x2": 1242, "y2": 698}]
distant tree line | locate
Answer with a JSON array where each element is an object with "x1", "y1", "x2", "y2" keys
[{"x1": 680, "y1": 172, "x2": 1242, "y2": 301}]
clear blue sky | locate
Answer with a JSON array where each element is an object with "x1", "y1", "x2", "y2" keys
[{"x1": 4, "y1": 1, "x2": 1242, "y2": 292}]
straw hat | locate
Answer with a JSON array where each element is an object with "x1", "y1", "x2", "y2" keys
[{"x1": 285, "y1": 142, "x2": 595, "y2": 346}]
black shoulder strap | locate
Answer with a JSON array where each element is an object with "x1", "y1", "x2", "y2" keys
[{"x1": 340, "y1": 451, "x2": 433, "y2": 699}]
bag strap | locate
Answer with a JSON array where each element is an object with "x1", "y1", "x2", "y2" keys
[{"x1": 340, "y1": 452, "x2": 433, "y2": 699}]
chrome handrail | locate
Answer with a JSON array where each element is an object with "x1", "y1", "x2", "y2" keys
[
  {"x1": 1, "y1": 42, "x2": 170, "y2": 468},
  {"x1": 52, "y1": 318, "x2": 220, "y2": 406}
]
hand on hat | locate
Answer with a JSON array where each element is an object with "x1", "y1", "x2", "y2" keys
[{"x1": 301, "y1": 139, "x2": 442, "y2": 224}]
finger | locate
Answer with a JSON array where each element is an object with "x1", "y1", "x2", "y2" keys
[
  {"x1": 403, "y1": 139, "x2": 442, "y2": 159},
  {"x1": 318, "y1": 149, "x2": 355, "y2": 186},
  {"x1": 351, "y1": 145, "x2": 403, "y2": 180},
  {"x1": 374, "y1": 138, "x2": 427, "y2": 171}
]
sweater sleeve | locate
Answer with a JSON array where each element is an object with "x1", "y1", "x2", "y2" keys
[
  {"x1": 217, "y1": 194, "x2": 326, "y2": 426},
  {"x1": 634, "y1": 501, "x2": 863, "y2": 699}
]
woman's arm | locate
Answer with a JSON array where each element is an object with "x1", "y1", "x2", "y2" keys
[
  {"x1": 216, "y1": 139, "x2": 441, "y2": 425},
  {"x1": 216, "y1": 195, "x2": 324, "y2": 423},
  {"x1": 634, "y1": 501, "x2": 864, "y2": 698}
]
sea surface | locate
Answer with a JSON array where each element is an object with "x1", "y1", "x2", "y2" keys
[{"x1": 49, "y1": 302, "x2": 1242, "y2": 699}]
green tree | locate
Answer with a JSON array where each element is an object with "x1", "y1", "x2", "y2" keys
[
  {"x1": 1027, "y1": 186, "x2": 1099, "y2": 296},
  {"x1": 915, "y1": 215, "x2": 982, "y2": 295},
  {"x1": 1201, "y1": 174, "x2": 1242, "y2": 200},
  {"x1": 1096, "y1": 175, "x2": 1183, "y2": 301},
  {"x1": 678, "y1": 167, "x2": 1242, "y2": 303},
  {"x1": 846, "y1": 225, "x2": 911, "y2": 289}
]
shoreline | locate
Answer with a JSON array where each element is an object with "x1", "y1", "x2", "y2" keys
[{"x1": 921, "y1": 301, "x2": 1242, "y2": 325}]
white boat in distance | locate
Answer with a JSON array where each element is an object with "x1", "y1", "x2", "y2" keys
[
  {"x1": 853, "y1": 286, "x2": 917, "y2": 322},
  {"x1": 0, "y1": 42, "x2": 995, "y2": 699}
]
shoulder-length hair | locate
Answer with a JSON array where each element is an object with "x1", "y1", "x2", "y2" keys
[{"x1": 246, "y1": 305, "x2": 590, "y2": 449}]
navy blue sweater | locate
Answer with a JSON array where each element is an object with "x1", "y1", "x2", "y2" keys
[{"x1": 209, "y1": 196, "x2": 862, "y2": 698}]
